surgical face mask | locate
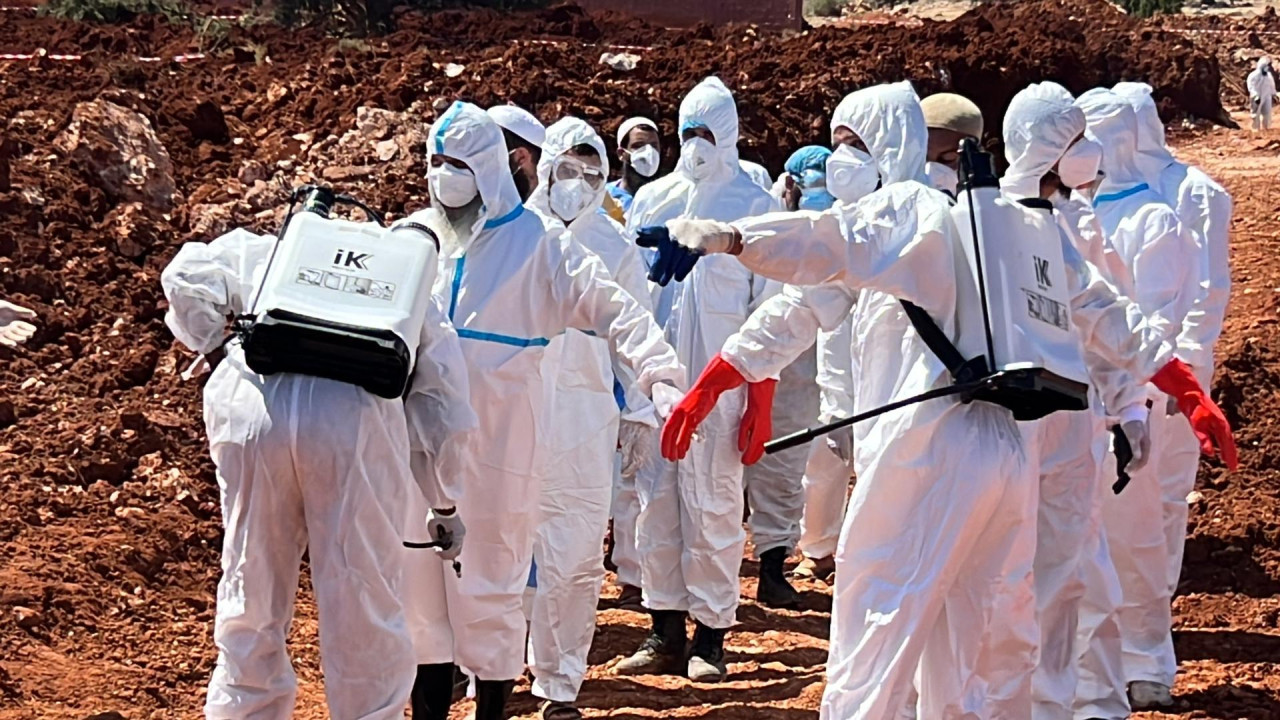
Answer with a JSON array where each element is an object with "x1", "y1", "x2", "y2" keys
[
  {"x1": 679, "y1": 137, "x2": 718, "y2": 181},
  {"x1": 825, "y1": 144, "x2": 879, "y2": 203},
  {"x1": 429, "y1": 163, "x2": 478, "y2": 208},
  {"x1": 1056, "y1": 139, "x2": 1103, "y2": 190},
  {"x1": 627, "y1": 144, "x2": 660, "y2": 177},
  {"x1": 925, "y1": 161, "x2": 959, "y2": 197},
  {"x1": 799, "y1": 186, "x2": 836, "y2": 211},
  {"x1": 549, "y1": 178, "x2": 595, "y2": 223},
  {"x1": 796, "y1": 168, "x2": 835, "y2": 210}
]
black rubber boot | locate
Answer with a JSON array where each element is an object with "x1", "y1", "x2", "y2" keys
[
  {"x1": 687, "y1": 621, "x2": 727, "y2": 682},
  {"x1": 614, "y1": 609, "x2": 688, "y2": 675},
  {"x1": 411, "y1": 663, "x2": 455, "y2": 720},
  {"x1": 757, "y1": 547, "x2": 800, "y2": 609},
  {"x1": 474, "y1": 679, "x2": 516, "y2": 720}
]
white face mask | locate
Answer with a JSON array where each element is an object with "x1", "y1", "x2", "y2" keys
[
  {"x1": 627, "y1": 144, "x2": 660, "y2": 178},
  {"x1": 429, "y1": 163, "x2": 478, "y2": 208},
  {"x1": 825, "y1": 144, "x2": 879, "y2": 203},
  {"x1": 1056, "y1": 138, "x2": 1103, "y2": 190},
  {"x1": 679, "y1": 137, "x2": 718, "y2": 181},
  {"x1": 549, "y1": 178, "x2": 595, "y2": 223},
  {"x1": 925, "y1": 161, "x2": 959, "y2": 197}
]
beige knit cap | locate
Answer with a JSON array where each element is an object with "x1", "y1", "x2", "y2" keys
[{"x1": 920, "y1": 93, "x2": 984, "y2": 139}]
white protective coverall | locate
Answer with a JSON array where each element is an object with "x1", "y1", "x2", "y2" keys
[
  {"x1": 524, "y1": 117, "x2": 659, "y2": 703},
  {"x1": 163, "y1": 227, "x2": 475, "y2": 720},
  {"x1": 1247, "y1": 57, "x2": 1275, "y2": 130},
  {"x1": 1002, "y1": 82, "x2": 1160, "y2": 720},
  {"x1": 626, "y1": 76, "x2": 776, "y2": 629},
  {"x1": 715, "y1": 81, "x2": 1184, "y2": 720},
  {"x1": 798, "y1": 315, "x2": 855, "y2": 561},
  {"x1": 1076, "y1": 88, "x2": 1205, "y2": 693},
  {"x1": 715, "y1": 81, "x2": 1038, "y2": 720},
  {"x1": 1116, "y1": 82, "x2": 1234, "y2": 688},
  {"x1": 744, "y1": 344, "x2": 818, "y2": 557},
  {"x1": 401, "y1": 102, "x2": 685, "y2": 682}
]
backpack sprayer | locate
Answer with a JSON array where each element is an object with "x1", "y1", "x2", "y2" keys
[
  {"x1": 231, "y1": 185, "x2": 440, "y2": 399},
  {"x1": 227, "y1": 185, "x2": 461, "y2": 572},
  {"x1": 764, "y1": 138, "x2": 1091, "y2": 455}
]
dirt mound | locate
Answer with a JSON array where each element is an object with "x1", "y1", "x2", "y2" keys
[
  {"x1": 0, "y1": 2, "x2": 1275, "y2": 718},
  {"x1": 0, "y1": 0, "x2": 1232, "y2": 174},
  {"x1": 1149, "y1": 10, "x2": 1280, "y2": 107}
]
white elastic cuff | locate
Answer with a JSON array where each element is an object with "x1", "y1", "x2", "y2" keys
[{"x1": 1117, "y1": 403, "x2": 1149, "y2": 426}]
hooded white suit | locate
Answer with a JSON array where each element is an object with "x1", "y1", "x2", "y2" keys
[
  {"x1": 715, "y1": 81, "x2": 1185, "y2": 720},
  {"x1": 1247, "y1": 57, "x2": 1275, "y2": 130},
  {"x1": 163, "y1": 224, "x2": 475, "y2": 720},
  {"x1": 625, "y1": 77, "x2": 777, "y2": 630},
  {"x1": 1001, "y1": 81, "x2": 1191, "y2": 720},
  {"x1": 400, "y1": 102, "x2": 684, "y2": 683},
  {"x1": 1075, "y1": 88, "x2": 1205, "y2": 694},
  {"x1": 524, "y1": 116, "x2": 659, "y2": 703},
  {"x1": 714, "y1": 81, "x2": 1038, "y2": 720},
  {"x1": 1113, "y1": 82, "x2": 1232, "y2": 696}
]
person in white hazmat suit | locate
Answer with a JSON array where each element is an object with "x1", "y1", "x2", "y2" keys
[
  {"x1": 1001, "y1": 81, "x2": 1164, "y2": 720},
  {"x1": 523, "y1": 116, "x2": 661, "y2": 720},
  {"x1": 1247, "y1": 56, "x2": 1275, "y2": 130},
  {"x1": 162, "y1": 222, "x2": 476, "y2": 720},
  {"x1": 1075, "y1": 88, "x2": 1240, "y2": 711},
  {"x1": 614, "y1": 76, "x2": 777, "y2": 682},
  {"x1": 399, "y1": 101, "x2": 686, "y2": 720},
  {"x1": 654, "y1": 81, "x2": 1043, "y2": 719},
  {"x1": 1111, "y1": 82, "x2": 1234, "y2": 709},
  {"x1": 647, "y1": 81, "x2": 1237, "y2": 720}
]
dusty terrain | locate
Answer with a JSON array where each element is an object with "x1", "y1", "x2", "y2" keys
[{"x1": 0, "y1": 1, "x2": 1277, "y2": 718}]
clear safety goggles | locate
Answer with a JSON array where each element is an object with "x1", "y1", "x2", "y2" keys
[{"x1": 552, "y1": 155, "x2": 607, "y2": 191}]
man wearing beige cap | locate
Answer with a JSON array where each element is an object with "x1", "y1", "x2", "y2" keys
[{"x1": 920, "y1": 92, "x2": 984, "y2": 197}]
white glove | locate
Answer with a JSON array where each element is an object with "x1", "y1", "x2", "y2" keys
[
  {"x1": 1121, "y1": 418, "x2": 1152, "y2": 473},
  {"x1": 650, "y1": 381, "x2": 684, "y2": 421},
  {"x1": 668, "y1": 218, "x2": 739, "y2": 255},
  {"x1": 825, "y1": 425, "x2": 855, "y2": 465},
  {"x1": 618, "y1": 419, "x2": 657, "y2": 478},
  {"x1": 0, "y1": 300, "x2": 36, "y2": 348},
  {"x1": 426, "y1": 508, "x2": 466, "y2": 561}
]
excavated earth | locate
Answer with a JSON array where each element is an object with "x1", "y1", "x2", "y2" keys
[{"x1": 0, "y1": 1, "x2": 1277, "y2": 718}]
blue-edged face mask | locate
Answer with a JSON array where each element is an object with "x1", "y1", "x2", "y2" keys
[{"x1": 797, "y1": 168, "x2": 835, "y2": 210}]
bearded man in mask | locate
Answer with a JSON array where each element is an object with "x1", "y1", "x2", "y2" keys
[{"x1": 608, "y1": 116, "x2": 663, "y2": 215}]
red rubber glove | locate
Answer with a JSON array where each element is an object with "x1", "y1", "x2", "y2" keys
[
  {"x1": 661, "y1": 354, "x2": 746, "y2": 461},
  {"x1": 1150, "y1": 358, "x2": 1238, "y2": 470},
  {"x1": 738, "y1": 379, "x2": 778, "y2": 466}
]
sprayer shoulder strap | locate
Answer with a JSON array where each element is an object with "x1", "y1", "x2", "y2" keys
[{"x1": 898, "y1": 299, "x2": 968, "y2": 380}]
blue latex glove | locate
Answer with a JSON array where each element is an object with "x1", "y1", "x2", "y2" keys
[{"x1": 636, "y1": 225, "x2": 703, "y2": 286}]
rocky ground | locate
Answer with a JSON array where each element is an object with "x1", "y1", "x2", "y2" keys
[{"x1": 0, "y1": 1, "x2": 1277, "y2": 718}]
